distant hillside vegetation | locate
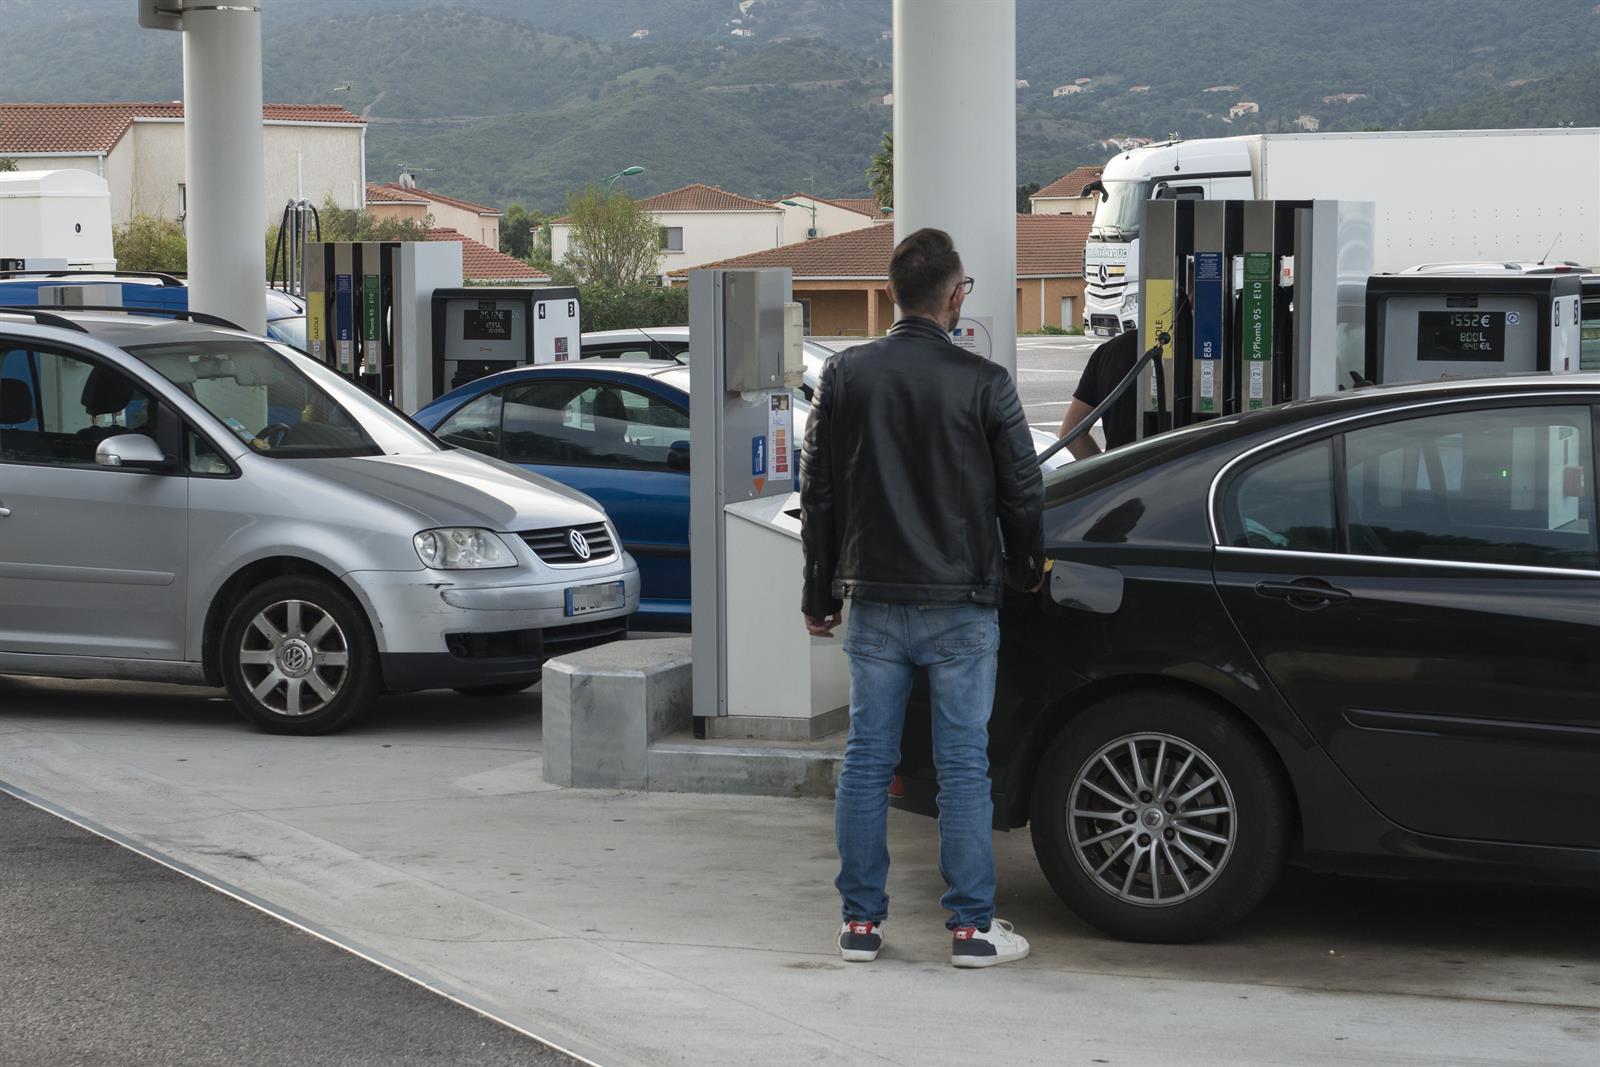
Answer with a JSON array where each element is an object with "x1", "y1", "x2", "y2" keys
[{"x1": 1, "y1": 0, "x2": 1593, "y2": 213}]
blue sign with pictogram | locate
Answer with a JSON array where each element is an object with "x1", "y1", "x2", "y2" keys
[{"x1": 751, "y1": 435, "x2": 766, "y2": 477}]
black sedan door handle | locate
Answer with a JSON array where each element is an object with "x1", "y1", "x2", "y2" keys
[{"x1": 1254, "y1": 579, "x2": 1352, "y2": 607}]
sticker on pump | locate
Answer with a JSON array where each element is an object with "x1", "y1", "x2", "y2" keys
[
  {"x1": 752, "y1": 435, "x2": 767, "y2": 477},
  {"x1": 768, "y1": 394, "x2": 792, "y2": 483}
]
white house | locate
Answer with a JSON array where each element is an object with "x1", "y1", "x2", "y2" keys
[
  {"x1": 769, "y1": 193, "x2": 883, "y2": 245},
  {"x1": 1029, "y1": 165, "x2": 1104, "y2": 217},
  {"x1": 550, "y1": 183, "x2": 786, "y2": 282},
  {"x1": 1228, "y1": 101, "x2": 1260, "y2": 118},
  {"x1": 0, "y1": 101, "x2": 366, "y2": 226}
]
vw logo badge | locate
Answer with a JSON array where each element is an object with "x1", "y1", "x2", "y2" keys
[
  {"x1": 1097, "y1": 263, "x2": 1109, "y2": 284},
  {"x1": 568, "y1": 529, "x2": 592, "y2": 560}
]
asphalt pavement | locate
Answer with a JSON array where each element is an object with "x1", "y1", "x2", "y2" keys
[{"x1": 0, "y1": 788, "x2": 582, "y2": 1067}]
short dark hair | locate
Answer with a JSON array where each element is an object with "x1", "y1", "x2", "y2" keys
[{"x1": 889, "y1": 228, "x2": 962, "y2": 313}]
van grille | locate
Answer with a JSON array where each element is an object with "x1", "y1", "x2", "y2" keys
[{"x1": 519, "y1": 521, "x2": 615, "y2": 565}]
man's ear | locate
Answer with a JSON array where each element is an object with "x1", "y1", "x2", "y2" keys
[{"x1": 885, "y1": 282, "x2": 899, "y2": 308}]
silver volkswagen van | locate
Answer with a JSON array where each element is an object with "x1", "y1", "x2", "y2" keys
[{"x1": 0, "y1": 309, "x2": 638, "y2": 733}]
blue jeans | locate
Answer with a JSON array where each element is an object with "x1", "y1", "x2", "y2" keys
[{"x1": 835, "y1": 599, "x2": 1000, "y2": 930}]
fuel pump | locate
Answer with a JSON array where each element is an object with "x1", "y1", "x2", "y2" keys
[
  {"x1": 300, "y1": 239, "x2": 462, "y2": 411},
  {"x1": 429, "y1": 286, "x2": 582, "y2": 395},
  {"x1": 689, "y1": 268, "x2": 844, "y2": 739},
  {"x1": 1135, "y1": 198, "x2": 1374, "y2": 436},
  {"x1": 1365, "y1": 274, "x2": 1584, "y2": 383}
]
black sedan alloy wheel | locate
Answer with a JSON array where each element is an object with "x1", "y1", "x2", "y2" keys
[
  {"x1": 1031, "y1": 691, "x2": 1289, "y2": 943},
  {"x1": 1068, "y1": 732, "x2": 1237, "y2": 906}
]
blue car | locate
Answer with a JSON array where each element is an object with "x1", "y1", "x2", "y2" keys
[
  {"x1": 414, "y1": 362, "x2": 803, "y2": 631},
  {"x1": 0, "y1": 272, "x2": 309, "y2": 350}
]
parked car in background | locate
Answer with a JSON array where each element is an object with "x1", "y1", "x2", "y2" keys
[
  {"x1": 415, "y1": 361, "x2": 727, "y2": 631},
  {"x1": 0, "y1": 308, "x2": 637, "y2": 733},
  {"x1": 893, "y1": 373, "x2": 1600, "y2": 943},
  {"x1": 578, "y1": 326, "x2": 836, "y2": 395},
  {"x1": 0, "y1": 271, "x2": 311, "y2": 350}
]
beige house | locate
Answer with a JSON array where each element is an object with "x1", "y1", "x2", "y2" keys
[
  {"x1": 551, "y1": 183, "x2": 786, "y2": 282},
  {"x1": 0, "y1": 102, "x2": 365, "y2": 226},
  {"x1": 670, "y1": 215, "x2": 1091, "y2": 338},
  {"x1": 366, "y1": 182, "x2": 501, "y2": 248},
  {"x1": 769, "y1": 193, "x2": 884, "y2": 245},
  {"x1": 1029, "y1": 165, "x2": 1104, "y2": 216}
]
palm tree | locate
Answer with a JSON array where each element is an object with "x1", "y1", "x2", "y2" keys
[{"x1": 866, "y1": 131, "x2": 892, "y2": 209}]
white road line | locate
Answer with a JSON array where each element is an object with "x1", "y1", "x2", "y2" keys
[{"x1": 1025, "y1": 400, "x2": 1071, "y2": 409}]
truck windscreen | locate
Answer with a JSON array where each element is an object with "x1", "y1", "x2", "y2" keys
[{"x1": 1090, "y1": 180, "x2": 1149, "y2": 237}]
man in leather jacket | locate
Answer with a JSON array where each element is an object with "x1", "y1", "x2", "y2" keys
[{"x1": 800, "y1": 227, "x2": 1044, "y2": 969}]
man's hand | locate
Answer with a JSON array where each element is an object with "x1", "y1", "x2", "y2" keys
[{"x1": 804, "y1": 612, "x2": 843, "y2": 638}]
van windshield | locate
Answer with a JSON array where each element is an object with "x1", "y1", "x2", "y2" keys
[
  {"x1": 127, "y1": 339, "x2": 439, "y2": 458},
  {"x1": 1090, "y1": 180, "x2": 1149, "y2": 238}
]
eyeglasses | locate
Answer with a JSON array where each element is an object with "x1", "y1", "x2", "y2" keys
[{"x1": 959, "y1": 277, "x2": 975, "y2": 295}]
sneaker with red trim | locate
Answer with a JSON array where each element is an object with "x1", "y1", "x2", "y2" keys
[
  {"x1": 838, "y1": 919, "x2": 883, "y2": 962},
  {"x1": 950, "y1": 918, "x2": 1029, "y2": 968}
]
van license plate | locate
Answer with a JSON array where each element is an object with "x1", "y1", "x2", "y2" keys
[{"x1": 565, "y1": 581, "x2": 625, "y2": 617}]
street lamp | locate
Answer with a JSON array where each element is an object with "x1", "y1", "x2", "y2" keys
[
  {"x1": 602, "y1": 165, "x2": 645, "y2": 196},
  {"x1": 780, "y1": 197, "x2": 819, "y2": 239}
]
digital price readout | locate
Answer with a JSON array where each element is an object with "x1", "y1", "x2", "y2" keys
[
  {"x1": 1417, "y1": 310, "x2": 1505, "y2": 362},
  {"x1": 463, "y1": 306, "x2": 513, "y2": 341}
]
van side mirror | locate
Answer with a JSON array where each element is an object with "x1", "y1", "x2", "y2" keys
[
  {"x1": 668, "y1": 440, "x2": 690, "y2": 471},
  {"x1": 96, "y1": 433, "x2": 169, "y2": 471}
]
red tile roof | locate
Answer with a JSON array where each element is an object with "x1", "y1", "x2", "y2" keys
[
  {"x1": 368, "y1": 182, "x2": 500, "y2": 216},
  {"x1": 1033, "y1": 165, "x2": 1104, "y2": 200},
  {"x1": 0, "y1": 102, "x2": 363, "y2": 155},
  {"x1": 670, "y1": 215, "x2": 1089, "y2": 280},
  {"x1": 830, "y1": 197, "x2": 891, "y2": 218},
  {"x1": 417, "y1": 228, "x2": 549, "y2": 281},
  {"x1": 638, "y1": 183, "x2": 780, "y2": 213},
  {"x1": 364, "y1": 184, "x2": 428, "y2": 204}
]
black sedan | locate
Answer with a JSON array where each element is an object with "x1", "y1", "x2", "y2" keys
[{"x1": 893, "y1": 373, "x2": 1600, "y2": 942}]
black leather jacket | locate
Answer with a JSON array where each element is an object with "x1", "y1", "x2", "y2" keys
[{"x1": 800, "y1": 316, "x2": 1044, "y2": 618}]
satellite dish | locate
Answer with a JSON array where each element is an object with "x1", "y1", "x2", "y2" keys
[{"x1": 399, "y1": 171, "x2": 416, "y2": 190}]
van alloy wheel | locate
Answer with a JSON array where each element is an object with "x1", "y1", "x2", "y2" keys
[
  {"x1": 1068, "y1": 732, "x2": 1237, "y2": 907},
  {"x1": 237, "y1": 599, "x2": 350, "y2": 717}
]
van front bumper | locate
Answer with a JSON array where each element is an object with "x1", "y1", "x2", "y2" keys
[{"x1": 345, "y1": 557, "x2": 639, "y2": 691}]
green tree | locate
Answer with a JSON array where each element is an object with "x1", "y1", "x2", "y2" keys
[
  {"x1": 0, "y1": 158, "x2": 17, "y2": 172},
  {"x1": 315, "y1": 196, "x2": 434, "y2": 242},
  {"x1": 867, "y1": 130, "x2": 893, "y2": 209},
  {"x1": 113, "y1": 214, "x2": 187, "y2": 273},
  {"x1": 1016, "y1": 181, "x2": 1041, "y2": 214},
  {"x1": 560, "y1": 186, "x2": 659, "y2": 289},
  {"x1": 501, "y1": 202, "x2": 542, "y2": 260}
]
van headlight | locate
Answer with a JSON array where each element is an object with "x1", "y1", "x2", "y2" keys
[{"x1": 414, "y1": 528, "x2": 516, "y2": 569}]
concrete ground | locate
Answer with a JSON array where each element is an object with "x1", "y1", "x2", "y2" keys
[{"x1": 3, "y1": 674, "x2": 1598, "y2": 1066}]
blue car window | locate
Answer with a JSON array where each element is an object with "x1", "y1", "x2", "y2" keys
[
  {"x1": 435, "y1": 391, "x2": 504, "y2": 458},
  {"x1": 501, "y1": 379, "x2": 688, "y2": 471}
]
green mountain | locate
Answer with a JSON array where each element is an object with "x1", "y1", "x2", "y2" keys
[{"x1": 2, "y1": 0, "x2": 1595, "y2": 215}]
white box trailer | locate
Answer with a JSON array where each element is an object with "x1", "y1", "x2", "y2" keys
[
  {"x1": 1243, "y1": 129, "x2": 1599, "y2": 270},
  {"x1": 0, "y1": 169, "x2": 117, "y2": 271},
  {"x1": 1082, "y1": 128, "x2": 1600, "y2": 334}
]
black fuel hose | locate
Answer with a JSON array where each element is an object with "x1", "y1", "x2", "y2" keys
[{"x1": 1035, "y1": 336, "x2": 1167, "y2": 466}]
